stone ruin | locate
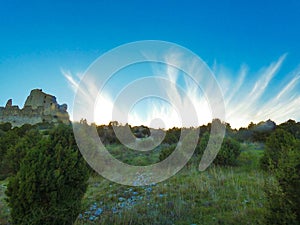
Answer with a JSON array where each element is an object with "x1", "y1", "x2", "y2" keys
[{"x1": 0, "y1": 89, "x2": 70, "y2": 127}]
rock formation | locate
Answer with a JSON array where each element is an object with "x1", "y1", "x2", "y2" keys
[
  {"x1": 0, "y1": 89, "x2": 70, "y2": 127},
  {"x1": 253, "y1": 119, "x2": 276, "y2": 132}
]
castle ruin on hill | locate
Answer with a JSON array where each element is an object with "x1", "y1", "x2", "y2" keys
[{"x1": 0, "y1": 89, "x2": 70, "y2": 127}]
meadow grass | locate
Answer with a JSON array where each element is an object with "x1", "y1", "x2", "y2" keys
[
  {"x1": 0, "y1": 142, "x2": 269, "y2": 224},
  {"x1": 74, "y1": 143, "x2": 268, "y2": 225}
]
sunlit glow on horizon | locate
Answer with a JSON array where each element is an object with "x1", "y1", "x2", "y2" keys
[{"x1": 63, "y1": 54, "x2": 300, "y2": 129}]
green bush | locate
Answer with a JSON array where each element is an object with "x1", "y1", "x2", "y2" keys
[
  {"x1": 159, "y1": 145, "x2": 175, "y2": 161},
  {"x1": 264, "y1": 177, "x2": 297, "y2": 225},
  {"x1": 0, "y1": 122, "x2": 12, "y2": 132},
  {"x1": 262, "y1": 129, "x2": 300, "y2": 224},
  {"x1": 277, "y1": 119, "x2": 300, "y2": 139},
  {"x1": 6, "y1": 124, "x2": 89, "y2": 225},
  {"x1": 0, "y1": 124, "x2": 40, "y2": 179},
  {"x1": 0, "y1": 130, "x2": 20, "y2": 179},
  {"x1": 198, "y1": 132, "x2": 241, "y2": 166},
  {"x1": 264, "y1": 145, "x2": 300, "y2": 224},
  {"x1": 6, "y1": 129, "x2": 42, "y2": 174},
  {"x1": 214, "y1": 137, "x2": 241, "y2": 166},
  {"x1": 163, "y1": 128, "x2": 180, "y2": 145},
  {"x1": 260, "y1": 129, "x2": 295, "y2": 171}
]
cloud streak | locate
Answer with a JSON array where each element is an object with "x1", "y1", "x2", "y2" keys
[
  {"x1": 221, "y1": 54, "x2": 300, "y2": 128},
  {"x1": 62, "y1": 54, "x2": 300, "y2": 129}
]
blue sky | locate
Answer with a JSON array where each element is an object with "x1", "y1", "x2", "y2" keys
[{"x1": 0, "y1": 0, "x2": 300, "y2": 128}]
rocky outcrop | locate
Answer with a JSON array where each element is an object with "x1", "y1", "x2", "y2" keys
[
  {"x1": 0, "y1": 89, "x2": 70, "y2": 127},
  {"x1": 253, "y1": 119, "x2": 276, "y2": 132}
]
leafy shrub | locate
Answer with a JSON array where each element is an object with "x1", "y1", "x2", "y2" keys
[
  {"x1": 214, "y1": 137, "x2": 241, "y2": 166},
  {"x1": 6, "y1": 129, "x2": 42, "y2": 174},
  {"x1": 0, "y1": 130, "x2": 20, "y2": 179},
  {"x1": 262, "y1": 129, "x2": 300, "y2": 224},
  {"x1": 0, "y1": 122, "x2": 12, "y2": 132},
  {"x1": 277, "y1": 119, "x2": 300, "y2": 139},
  {"x1": 264, "y1": 177, "x2": 297, "y2": 225},
  {"x1": 163, "y1": 128, "x2": 180, "y2": 145},
  {"x1": 6, "y1": 124, "x2": 89, "y2": 225},
  {"x1": 260, "y1": 129, "x2": 295, "y2": 171},
  {"x1": 159, "y1": 145, "x2": 176, "y2": 161},
  {"x1": 198, "y1": 132, "x2": 241, "y2": 166},
  {"x1": 264, "y1": 142, "x2": 300, "y2": 224}
]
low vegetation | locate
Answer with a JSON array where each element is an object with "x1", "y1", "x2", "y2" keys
[{"x1": 0, "y1": 119, "x2": 299, "y2": 224}]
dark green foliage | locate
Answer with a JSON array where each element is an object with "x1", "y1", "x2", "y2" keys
[
  {"x1": 262, "y1": 129, "x2": 300, "y2": 224},
  {"x1": 196, "y1": 132, "x2": 210, "y2": 156},
  {"x1": 6, "y1": 129, "x2": 42, "y2": 174},
  {"x1": 214, "y1": 137, "x2": 241, "y2": 166},
  {"x1": 252, "y1": 130, "x2": 272, "y2": 142},
  {"x1": 235, "y1": 120, "x2": 275, "y2": 142},
  {"x1": 6, "y1": 124, "x2": 89, "y2": 225},
  {"x1": 96, "y1": 124, "x2": 152, "y2": 145},
  {"x1": 0, "y1": 124, "x2": 38, "y2": 179},
  {"x1": 163, "y1": 127, "x2": 180, "y2": 145},
  {"x1": 264, "y1": 177, "x2": 297, "y2": 225},
  {"x1": 252, "y1": 120, "x2": 276, "y2": 142},
  {"x1": 0, "y1": 130, "x2": 19, "y2": 159},
  {"x1": 260, "y1": 129, "x2": 295, "y2": 170},
  {"x1": 0, "y1": 130, "x2": 20, "y2": 179},
  {"x1": 277, "y1": 119, "x2": 300, "y2": 139},
  {"x1": 264, "y1": 144, "x2": 300, "y2": 224},
  {"x1": 0, "y1": 122, "x2": 12, "y2": 132},
  {"x1": 159, "y1": 145, "x2": 176, "y2": 161},
  {"x1": 132, "y1": 125, "x2": 150, "y2": 138},
  {"x1": 235, "y1": 127, "x2": 253, "y2": 142},
  {"x1": 13, "y1": 124, "x2": 36, "y2": 137},
  {"x1": 1, "y1": 119, "x2": 299, "y2": 224},
  {"x1": 97, "y1": 125, "x2": 117, "y2": 145},
  {"x1": 198, "y1": 132, "x2": 241, "y2": 166},
  {"x1": 276, "y1": 147, "x2": 300, "y2": 223},
  {"x1": 35, "y1": 121, "x2": 55, "y2": 130}
]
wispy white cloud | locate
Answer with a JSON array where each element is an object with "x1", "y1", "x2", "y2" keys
[
  {"x1": 61, "y1": 69, "x2": 79, "y2": 93},
  {"x1": 61, "y1": 68, "x2": 103, "y2": 122},
  {"x1": 275, "y1": 73, "x2": 300, "y2": 100},
  {"x1": 63, "y1": 54, "x2": 300, "y2": 129},
  {"x1": 225, "y1": 55, "x2": 286, "y2": 122},
  {"x1": 220, "y1": 54, "x2": 300, "y2": 128},
  {"x1": 225, "y1": 65, "x2": 247, "y2": 105}
]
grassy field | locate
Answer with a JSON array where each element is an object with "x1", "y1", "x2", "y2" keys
[
  {"x1": 0, "y1": 142, "x2": 269, "y2": 224},
  {"x1": 73, "y1": 142, "x2": 268, "y2": 225}
]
